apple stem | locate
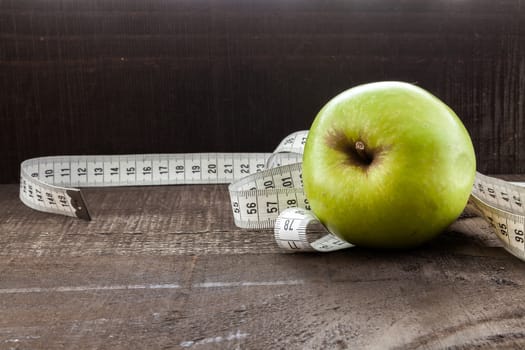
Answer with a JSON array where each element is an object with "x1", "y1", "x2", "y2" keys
[{"x1": 355, "y1": 141, "x2": 372, "y2": 164}]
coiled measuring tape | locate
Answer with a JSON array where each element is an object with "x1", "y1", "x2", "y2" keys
[{"x1": 19, "y1": 130, "x2": 524, "y2": 259}]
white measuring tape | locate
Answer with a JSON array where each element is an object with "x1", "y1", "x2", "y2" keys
[{"x1": 19, "y1": 130, "x2": 524, "y2": 259}]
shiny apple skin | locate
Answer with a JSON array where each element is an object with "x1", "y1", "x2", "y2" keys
[{"x1": 302, "y1": 81, "x2": 476, "y2": 248}]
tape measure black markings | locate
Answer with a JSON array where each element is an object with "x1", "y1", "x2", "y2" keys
[
  {"x1": 19, "y1": 130, "x2": 525, "y2": 258},
  {"x1": 471, "y1": 172, "x2": 525, "y2": 260}
]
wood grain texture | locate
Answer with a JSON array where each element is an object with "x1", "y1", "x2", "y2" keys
[
  {"x1": 1, "y1": 0, "x2": 524, "y2": 183},
  {"x1": 1, "y1": 178, "x2": 525, "y2": 349}
]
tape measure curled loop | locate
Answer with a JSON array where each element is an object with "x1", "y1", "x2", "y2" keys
[{"x1": 274, "y1": 208, "x2": 354, "y2": 252}]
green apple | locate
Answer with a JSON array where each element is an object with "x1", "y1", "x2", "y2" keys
[{"x1": 302, "y1": 81, "x2": 476, "y2": 248}]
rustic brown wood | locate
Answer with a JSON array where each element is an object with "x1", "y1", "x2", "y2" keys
[
  {"x1": 1, "y1": 177, "x2": 525, "y2": 349},
  {"x1": 1, "y1": 0, "x2": 524, "y2": 183}
]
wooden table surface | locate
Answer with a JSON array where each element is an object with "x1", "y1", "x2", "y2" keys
[{"x1": 1, "y1": 177, "x2": 525, "y2": 349}]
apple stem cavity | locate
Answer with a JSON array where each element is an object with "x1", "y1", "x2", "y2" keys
[
  {"x1": 325, "y1": 130, "x2": 375, "y2": 169},
  {"x1": 354, "y1": 141, "x2": 373, "y2": 165}
]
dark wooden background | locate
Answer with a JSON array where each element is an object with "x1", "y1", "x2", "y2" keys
[{"x1": 1, "y1": 0, "x2": 524, "y2": 184}]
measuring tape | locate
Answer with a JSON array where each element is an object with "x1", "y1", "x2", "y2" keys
[{"x1": 19, "y1": 130, "x2": 524, "y2": 260}]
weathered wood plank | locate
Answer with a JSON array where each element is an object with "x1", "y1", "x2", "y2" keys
[
  {"x1": 1, "y1": 179, "x2": 525, "y2": 349},
  {"x1": 1, "y1": 252, "x2": 524, "y2": 349},
  {"x1": 1, "y1": 182, "x2": 522, "y2": 257},
  {"x1": 1, "y1": 184, "x2": 280, "y2": 256},
  {"x1": 1, "y1": 0, "x2": 524, "y2": 183}
]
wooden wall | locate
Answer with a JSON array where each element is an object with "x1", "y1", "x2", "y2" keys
[{"x1": 1, "y1": 0, "x2": 524, "y2": 183}]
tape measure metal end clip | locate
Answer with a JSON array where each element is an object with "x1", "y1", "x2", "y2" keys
[{"x1": 66, "y1": 189, "x2": 91, "y2": 221}]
